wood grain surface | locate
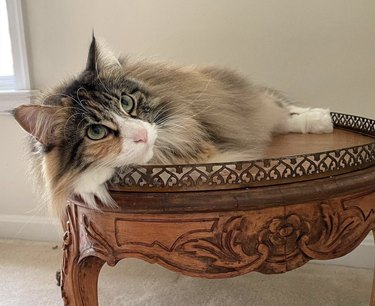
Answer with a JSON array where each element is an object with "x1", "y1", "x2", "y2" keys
[{"x1": 264, "y1": 129, "x2": 373, "y2": 158}]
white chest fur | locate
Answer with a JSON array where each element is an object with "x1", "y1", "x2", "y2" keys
[{"x1": 73, "y1": 167, "x2": 116, "y2": 209}]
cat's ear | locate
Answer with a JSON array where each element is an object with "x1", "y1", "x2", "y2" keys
[
  {"x1": 85, "y1": 35, "x2": 122, "y2": 73},
  {"x1": 13, "y1": 104, "x2": 62, "y2": 145}
]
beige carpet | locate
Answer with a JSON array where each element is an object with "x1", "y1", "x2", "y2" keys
[{"x1": 0, "y1": 239, "x2": 372, "y2": 306}]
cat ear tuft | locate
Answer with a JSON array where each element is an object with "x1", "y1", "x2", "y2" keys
[
  {"x1": 86, "y1": 34, "x2": 97, "y2": 72},
  {"x1": 13, "y1": 105, "x2": 61, "y2": 145},
  {"x1": 85, "y1": 35, "x2": 122, "y2": 73}
]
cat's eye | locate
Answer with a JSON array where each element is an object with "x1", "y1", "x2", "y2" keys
[
  {"x1": 86, "y1": 124, "x2": 109, "y2": 140},
  {"x1": 120, "y1": 95, "x2": 134, "y2": 113}
]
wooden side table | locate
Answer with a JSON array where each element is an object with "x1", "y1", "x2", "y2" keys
[{"x1": 59, "y1": 113, "x2": 375, "y2": 306}]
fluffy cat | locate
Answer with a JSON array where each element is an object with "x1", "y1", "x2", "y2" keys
[{"x1": 13, "y1": 36, "x2": 333, "y2": 216}]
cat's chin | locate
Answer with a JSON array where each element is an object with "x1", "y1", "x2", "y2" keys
[
  {"x1": 115, "y1": 144, "x2": 155, "y2": 166},
  {"x1": 137, "y1": 147, "x2": 155, "y2": 164}
]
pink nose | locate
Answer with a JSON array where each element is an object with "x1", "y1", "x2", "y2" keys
[{"x1": 133, "y1": 129, "x2": 148, "y2": 143}]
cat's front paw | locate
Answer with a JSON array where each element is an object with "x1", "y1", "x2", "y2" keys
[
  {"x1": 288, "y1": 107, "x2": 333, "y2": 134},
  {"x1": 302, "y1": 108, "x2": 334, "y2": 134}
]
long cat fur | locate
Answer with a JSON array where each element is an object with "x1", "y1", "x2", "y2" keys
[{"x1": 13, "y1": 36, "x2": 333, "y2": 217}]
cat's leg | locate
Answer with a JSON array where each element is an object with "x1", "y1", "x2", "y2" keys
[{"x1": 262, "y1": 87, "x2": 333, "y2": 134}]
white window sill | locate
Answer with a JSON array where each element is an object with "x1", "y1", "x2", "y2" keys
[{"x1": 0, "y1": 90, "x2": 39, "y2": 114}]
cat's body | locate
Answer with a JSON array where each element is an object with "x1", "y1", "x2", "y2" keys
[{"x1": 14, "y1": 37, "x2": 333, "y2": 216}]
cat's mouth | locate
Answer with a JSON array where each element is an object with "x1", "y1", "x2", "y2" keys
[
  {"x1": 114, "y1": 125, "x2": 157, "y2": 166},
  {"x1": 134, "y1": 137, "x2": 156, "y2": 164}
]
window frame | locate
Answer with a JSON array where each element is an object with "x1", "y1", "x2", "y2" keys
[{"x1": 0, "y1": 0, "x2": 34, "y2": 113}]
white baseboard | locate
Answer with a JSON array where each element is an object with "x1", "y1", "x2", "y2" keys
[
  {"x1": 0, "y1": 213, "x2": 373, "y2": 269},
  {"x1": 0, "y1": 213, "x2": 61, "y2": 242}
]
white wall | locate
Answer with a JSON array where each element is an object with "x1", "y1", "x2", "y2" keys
[
  {"x1": 22, "y1": 0, "x2": 375, "y2": 116},
  {"x1": 0, "y1": 116, "x2": 37, "y2": 215},
  {"x1": 0, "y1": 115, "x2": 60, "y2": 241},
  {"x1": 0, "y1": 0, "x2": 374, "y2": 256}
]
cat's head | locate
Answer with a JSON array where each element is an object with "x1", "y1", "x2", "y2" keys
[{"x1": 13, "y1": 36, "x2": 158, "y2": 214}]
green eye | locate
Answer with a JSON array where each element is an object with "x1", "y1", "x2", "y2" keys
[
  {"x1": 86, "y1": 124, "x2": 109, "y2": 140},
  {"x1": 120, "y1": 95, "x2": 134, "y2": 113}
]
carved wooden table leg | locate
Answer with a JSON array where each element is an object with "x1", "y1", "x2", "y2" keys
[
  {"x1": 371, "y1": 230, "x2": 375, "y2": 306},
  {"x1": 60, "y1": 205, "x2": 106, "y2": 306}
]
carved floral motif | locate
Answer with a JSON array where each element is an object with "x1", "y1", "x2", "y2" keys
[
  {"x1": 70, "y1": 192, "x2": 374, "y2": 279},
  {"x1": 258, "y1": 214, "x2": 311, "y2": 270}
]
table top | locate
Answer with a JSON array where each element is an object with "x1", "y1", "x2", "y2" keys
[
  {"x1": 263, "y1": 129, "x2": 372, "y2": 158},
  {"x1": 108, "y1": 113, "x2": 375, "y2": 193}
]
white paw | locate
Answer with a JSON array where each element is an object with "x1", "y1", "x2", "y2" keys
[
  {"x1": 288, "y1": 108, "x2": 333, "y2": 134},
  {"x1": 301, "y1": 108, "x2": 333, "y2": 134}
]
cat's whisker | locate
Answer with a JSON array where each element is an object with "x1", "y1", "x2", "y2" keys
[
  {"x1": 23, "y1": 199, "x2": 48, "y2": 216},
  {"x1": 190, "y1": 103, "x2": 216, "y2": 119},
  {"x1": 8, "y1": 191, "x2": 55, "y2": 240},
  {"x1": 76, "y1": 116, "x2": 90, "y2": 130},
  {"x1": 154, "y1": 109, "x2": 192, "y2": 126},
  {"x1": 62, "y1": 112, "x2": 88, "y2": 137},
  {"x1": 43, "y1": 93, "x2": 88, "y2": 113},
  {"x1": 151, "y1": 105, "x2": 169, "y2": 122},
  {"x1": 152, "y1": 108, "x2": 174, "y2": 124},
  {"x1": 74, "y1": 88, "x2": 95, "y2": 114},
  {"x1": 153, "y1": 145, "x2": 176, "y2": 153},
  {"x1": 190, "y1": 79, "x2": 212, "y2": 103},
  {"x1": 95, "y1": 61, "x2": 111, "y2": 94},
  {"x1": 41, "y1": 93, "x2": 93, "y2": 119},
  {"x1": 76, "y1": 87, "x2": 88, "y2": 103},
  {"x1": 153, "y1": 99, "x2": 216, "y2": 125},
  {"x1": 161, "y1": 122, "x2": 191, "y2": 132}
]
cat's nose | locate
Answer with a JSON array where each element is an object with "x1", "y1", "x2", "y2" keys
[{"x1": 133, "y1": 129, "x2": 148, "y2": 143}]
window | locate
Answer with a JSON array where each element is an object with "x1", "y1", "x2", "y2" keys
[
  {"x1": 0, "y1": 0, "x2": 33, "y2": 112},
  {"x1": 0, "y1": 0, "x2": 14, "y2": 89}
]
